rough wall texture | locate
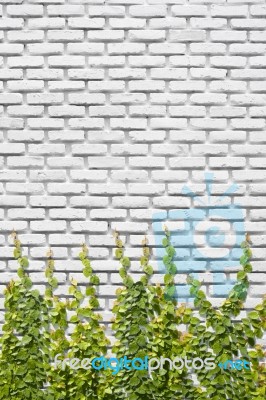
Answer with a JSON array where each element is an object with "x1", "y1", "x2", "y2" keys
[{"x1": 0, "y1": 0, "x2": 265, "y2": 338}]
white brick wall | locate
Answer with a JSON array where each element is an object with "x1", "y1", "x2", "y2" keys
[{"x1": 0, "y1": 0, "x2": 265, "y2": 335}]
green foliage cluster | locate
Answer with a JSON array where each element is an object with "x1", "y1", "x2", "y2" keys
[{"x1": 0, "y1": 230, "x2": 265, "y2": 400}]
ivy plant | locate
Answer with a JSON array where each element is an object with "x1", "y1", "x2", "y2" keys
[
  {"x1": 0, "y1": 231, "x2": 264, "y2": 400},
  {"x1": 48, "y1": 243, "x2": 110, "y2": 400},
  {"x1": 0, "y1": 232, "x2": 51, "y2": 400}
]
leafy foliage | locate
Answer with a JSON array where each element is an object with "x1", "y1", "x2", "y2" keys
[
  {"x1": 0, "y1": 232, "x2": 51, "y2": 400},
  {"x1": 47, "y1": 243, "x2": 110, "y2": 400},
  {"x1": 0, "y1": 231, "x2": 265, "y2": 400}
]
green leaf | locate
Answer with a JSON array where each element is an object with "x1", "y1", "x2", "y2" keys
[
  {"x1": 216, "y1": 326, "x2": 226, "y2": 335},
  {"x1": 143, "y1": 265, "x2": 153, "y2": 275},
  {"x1": 248, "y1": 311, "x2": 259, "y2": 320},
  {"x1": 83, "y1": 266, "x2": 92, "y2": 278},
  {"x1": 237, "y1": 270, "x2": 246, "y2": 280},
  {"x1": 17, "y1": 267, "x2": 24, "y2": 278},
  {"x1": 115, "y1": 249, "x2": 123, "y2": 259},
  {"x1": 162, "y1": 238, "x2": 168, "y2": 247},
  {"x1": 121, "y1": 257, "x2": 130, "y2": 268},
  {"x1": 85, "y1": 287, "x2": 95, "y2": 296},
  {"x1": 19, "y1": 257, "x2": 29, "y2": 268},
  {"x1": 164, "y1": 274, "x2": 173, "y2": 285},
  {"x1": 90, "y1": 275, "x2": 100, "y2": 285}
]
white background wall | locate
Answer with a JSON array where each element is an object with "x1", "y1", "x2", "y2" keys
[{"x1": 0, "y1": 0, "x2": 265, "y2": 337}]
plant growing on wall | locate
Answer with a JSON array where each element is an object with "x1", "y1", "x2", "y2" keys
[
  {"x1": 110, "y1": 232, "x2": 156, "y2": 400},
  {"x1": 48, "y1": 243, "x2": 110, "y2": 400},
  {"x1": 0, "y1": 232, "x2": 51, "y2": 400},
  {"x1": 184, "y1": 234, "x2": 266, "y2": 400},
  {"x1": 0, "y1": 230, "x2": 264, "y2": 400},
  {"x1": 148, "y1": 226, "x2": 202, "y2": 400}
]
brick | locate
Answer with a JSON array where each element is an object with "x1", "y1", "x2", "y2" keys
[
  {"x1": 47, "y1": 30, "x2": 84, "y2": 42},
  {"x1": 0, "y1": 18, "x2": 24, "y2": 30},
  {"x1": 69, "y1": 93, "x2": 105, "y2": 105},
  {"x1": 211, "y1": 5, "x2": 248, "y2": 17},
  {"x1": 47, "y1": 5, "x2": 84, "y2": 16},
  {"x1": 7, "y1": 5, "x2": 43, "y2": 17},
  {"x1": 0, "y1": 144, "x2": 25, "y2": 154},
  {"x1": 129, "y1": 56, "x2": 165, "y2": 67},
  {"x1": 250, "y1": 57, "x2": 266, "y2": 68},
  {"x1": 8, "y1": 208, "x2": 45, "y2": 220},
  {"x1": 28, "y1": 44, "x2": 64, "y2": 55},
  {"x1": 7, "y1": 157, "x2": 44, "y2": 168},
  {"x1": 0, "y1": 94, "x2": 22, "y2": 104},
  {"x1": 68, "y1": 69, "x2": 104, "y2": 81},
  {"x1": 109, "y1": 68, "x2": 146, "y2": 80},
  {"x1": 72, "y1": 144, "x2": 107, "y2": 155},
  {"x1": 27, "y1": 93, "x2": 64, "y2": 105},
  {"x1": 110, "y1": 18, "x2": 146, "y2": 29},
  {"x1": 170, "y1": 81, "x2": 206, "y2": 92},
  {"x1": 47, "y1": 183, "x2": 86, "y2": 195},
  {"x1": 0, "y1": 171, "x2": 26, "y2": 181},
  {"x1": 50, "y1": 209, "x2": 86, "y2": 220},
  {"x1": 149, "y1": 17, "x2": 186, "y2": 29},
  {"x1": 8, "y1": 30, "x2": 44, "y2": 42},
  {"x1": 250, "y1": 5, "x2": 266, "y2": 16},
  {"x1": 0, "y1": 69, "x2": 23, "y2": 80},
  {"x1": 6, "y1": 183, "x2": 43, "y2": 194},
  {"x1": 211, "y1": 31, "x2": 247, "y2": 43},
  {"x1": 48, "y1": 56, "x2": 85, "y2": 67},
  {"x1": 87, "y1": 30, "x2": 124, "y2": 42},
  {"x1": 27, "y1": 69, "x2": 63, "y2": 80},
  {"x1": 71, "y1": 170, "x2": 107, "y2": 182},
  {"x1": 30, "y1": 170, "x2": 66, "y2": 182},
  {"x1": 172, "y1": 5, "x2": 207, "y2": 16},
  {"x1": 7, "y1": 106, "x2": 43, "y2": 116},
  {"x1": 7, "y1": 130, "x2": 44, "y2": 142},
  {"x1": 28, "y1": 18, "x2": 65, "y2": 30},
  {"x1": 170, "y1": 55, "x2": 206, "y2": 67},
  {"x1": 191, "y1": 93, "x2": 227, "y2": 104},
  {"x1": 129, "y1": 30, "x2": 165, "y2": 42},
  {"x1": 108, "y1": 43, "x2": 145, "y2": 55},
  {"x1": 231, "y1": 19, "x2": 266, "y2": 30},
  {"x1": 210, "y1": 56, "x2": 246, "y2": 68},
  {"x1": 151, "y1": 68, "x2": 187, "y2": 80},
  {"x1": 170, "y1": 30, "x2": 206, "y2": 42},
  {"x1": 0, "y1": 44, "x2": 23, "y2": 55},
  {"x1": 129, "y1": 6, "x2": 167, "y2": 17},
  {"x1": 111, "y1": 170, "x2": 148, "y2": 182},
  {"x1": 8, "y1": 56, "x2": 44, "y2": 68},
  {"x1": 88, "y1": 157, "x2": 125, "y2": 169},
  {"x1": 89, "y1": 56, "x2": 125, "y2": 67},
  {"x1": 191, "y1": 43, "x2": 226, "y2": 54},
  {"x1": 30, "y1": 196, "x2": 66, "y2": 208},
  {"x1": 48, "y1": 106, "x2": 85, "y2": 117},
  {"x1": 7, "y1": 80, "x2": 44, "y2": 92},
  {"x1": 230, "y1": 44, "x2": 266, "y2": 55},
  {"x1": 191, "y1": 18, "x2": 227, "y2": 29},
  {"x1": 88, "y1": 6, "x2": 125, "y2": 17},
  {"x1": 190, "y1": 68, "x2": 226, "y2": 80},
  {"x1": 68, "y1": 18, "x2": 105, "y2": 30},
  {"x1": 149, "y1": 43, "x2": 186, "y2": 55}
]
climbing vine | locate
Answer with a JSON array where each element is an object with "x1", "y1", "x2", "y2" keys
[{"x1": 0, "y1": 230, "x2": 265, "y2": 400}]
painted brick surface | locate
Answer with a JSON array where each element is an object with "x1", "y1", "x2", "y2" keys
[{"x1": 0, "y1": 0, "x2": 265, "y2": 341}]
